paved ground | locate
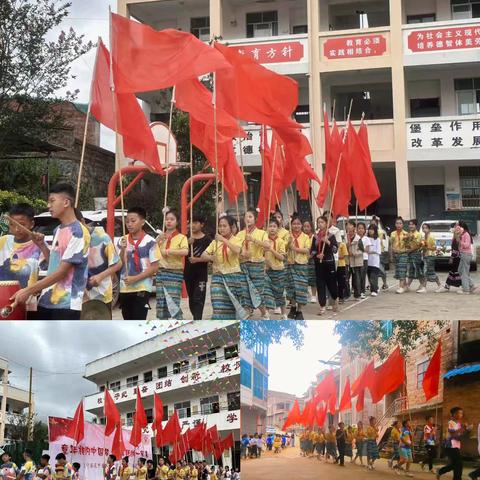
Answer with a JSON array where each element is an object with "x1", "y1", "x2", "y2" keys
[
  {"x1": 242, "y1": 445, "x2": 478, "y2": 480},
  {"x1": 112, "y1": 270, "x2": 480, "y2": 321}
]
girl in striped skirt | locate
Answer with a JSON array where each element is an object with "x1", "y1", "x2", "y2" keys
[
  {"x1": 422, "y1": 223, "x2": 441, "y2": 290},
  {"x1": 156, "y1": 210, "x2": 189, "y2": 319},
  {"x1": 366, "y1": 416, "x2": 380, "y2": 470},
  {"x1": 264, "y1": 217, "x2": 287, "y2": 319},
  {"x1": 303, "y1": 220, "x2": 317, "y2": 303},
  {"x1": 201, "y1": 215, "x2": 246, "y2": 320},
  {"x1": 286, "y1": 215, "x2": 312, "y2": 320},
  {"x1": 390, "y1": 217, "x2": 409, "y2": 294},
  {"x1": 354, "y1": 421, "x2": 367, "y2": 465}
]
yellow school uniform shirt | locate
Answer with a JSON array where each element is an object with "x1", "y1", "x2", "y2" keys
[
  {"x1": 210, "y1": 473, "x2": 217, "y2": 480},
  {"x1": 190, "y1": 468, "x2": 198, "y2": 480},
  {"x1": 346, "y1": 432, "x2": 354, "y2": 443},
  {"x1": 205, "y1": 236, "x2": 243, "y2": 274},
  {"x1": 390, "y1": 230, "x2": 408, "y2": 253},
  {"x1": 407, "y1": 230, "x2": 423, "y2": 251},
  {"x1": 265, "y1": 236, "x2": 286, "y2": 270},
  {"x1": 309, "y1": 431, "x2": 317, "y2": 441},
  {"x1": 424, "y1": 234, "x2": 437, "y2": 256},
  {"x1": 356, "y1": 429, "x2": 366, "y2": 440},
  {"x1": 390, "y1": 427, "x2": 401, "y2": 442},
  {"x1": 237, "y1": 228, "x2": 267, "y2": 262},
  {"x1": 278, "y1": 227, "x2": 290, "y2": 244},
  {"x1": 287, "y1": 232, "x2": 312, "y2": 265},
  {"x1": 156, "y1": 466, "x2": 169, "y2": 480},
  {"x1": 337, "y1": 242, "x2": 348, "y2": 267},
  {"x1": 325, "y1": 432, "x2": 336, "y2": 443},
  {"x1": 367, "y1": 425, "x2": 378, "y2": 440},
  {"x1": 175, "y1": 469, "x2": 185, "y2": 480},
  {"x1": 136, "y1": 466, "x2": 148, "y2": 480},
  {"x1": 158, "y1": 232, "x2": 188, "y2": 269},
  {"x1": 119, "y1": 466, "x2": 133, "y2": 480}
]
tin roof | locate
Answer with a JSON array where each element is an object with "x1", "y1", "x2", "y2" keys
[{"x1": 444, "y1": 363, "x2": 480, "y2": 379}]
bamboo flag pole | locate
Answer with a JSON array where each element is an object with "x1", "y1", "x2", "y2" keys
[
  {"x1": 163, "y1": 86, "x2": 176, "y2": 229},
  {"x1": 213, "y1": 72, "x2": 220, "y2": 251},
  {"x1": 266, "y1": 137, "x2": 278, "y2": 228},
  {"x1": 238, "y1": 137, "x2": 248, "y2": 213},
  {"x1": 189, "y1": 138, "x2": 194, "y2": 257},
  {"x1": 320, "y1": 98, "x2": 354, "y2": 261},
  {"x1": 3, "y1": 214, "x2": 33, "y2": 236},
  {"x1": 280, "y1": 146, "x2": 293, "y2": 234}
]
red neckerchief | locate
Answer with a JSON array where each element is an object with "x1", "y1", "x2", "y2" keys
[
  {"x1": 128, "y1": 231, "x2": 145, "y2": 273},
  {"x1": 222, "y1": 234, "x2": 232, "y2": 262},
  {"x1": 269, "y1": 234, "x2": 278, "y2": 251},
  {"x1": 291, "y1": 231, "x2": 302, "y2": 248},
  {"x1": 347, "y1": 232, "x2": 355, "y2": 245},
  {"x1": 316, "y1": 230, "x2": 326, "y2": 248},
  {"x1": 244, "y1": 225, "x2": 256, "y2": 250},
  {"x1": 165, "y1": 229, "x2": 179, "y2": 250}
]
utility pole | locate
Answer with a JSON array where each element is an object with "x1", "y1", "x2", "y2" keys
[
  {"x1": 27, "y1": 367, "x2": 33, "y2": 442},
  {"x1": 0, "y1": 362, "x2": 8, "y2": 445}
]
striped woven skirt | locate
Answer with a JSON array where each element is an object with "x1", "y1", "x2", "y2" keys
[
  {"x1": 394, "y1": 253, "x2": 408, "y2": 280},
  {"x1": 345, "y1": 442, "x2": 353, "y2": 457},
  {"x1": 156, "y1": 268, "x2": 183, "y2": 319},
  {"x1": 264, "y1": 269, "x2": 286, "y2": 309},
  {"x1": 210, "y1": 272, "x2": 248, "y2": 320},
  {"x1": 326, "y1": 442, "x2": 337, "y2": 457},
  {"x1": 308, "y1": 258, "x2": 316, "y2": 287},
  {"x1": 408, "y1": 250, "x2": 424, "y2": 279},
  {"x1": 367, "y1": 438, "x2": 379, "y2": 460},
  {"x1": 240, "y1": 262, "x2": 264, "y2": 309},
  {"x1": 286, "y1": 263, "x2": 309, "y2": 306},
  {"x1": 424, "y1": 256, "x2": 439, "y2": 283}
]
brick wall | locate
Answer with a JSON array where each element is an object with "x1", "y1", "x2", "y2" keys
[{"x1": 54, "y1": 102, "x2": 100, "y2": 146}]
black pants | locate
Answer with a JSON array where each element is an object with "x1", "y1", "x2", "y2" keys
[
  {"x1": 119, "y1": 291, "x2": 150, "y2": 320},
  {"x1": 36, "y1": 306, "x2": 81, "y2": 320},
  {"x1": 470, "y1": 466, "x2": 480, "y2": 479},
  {"x1": 337, "y1": 266, "x2": 349, "y2": 299},
  {"x1": 368, "y1": 266, "x2": 380, "y2": 293},
  {"x1": 184, "y1": 275, "x2": 207, "y2": 320},
  {"x1": 425, "y1": 444, "x2": 436, "y2": 471},
  {"x1": 438, "y1": 448, "x2": 462, "y2": 480},
  {"x1": 315, "y1": 261, "x2": 338, "y2": 307},
  {"x1": 337, "y1": 442, "x2": 345, "y2": 466}
]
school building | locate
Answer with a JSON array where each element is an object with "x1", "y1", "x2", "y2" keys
[
  {"x1": 83, "y1": 320, "x2": 241, "y2": 468},
  {"x1": 116, "y1": 0, "x2": 480, "y2": 231},
  {"x1": 266, "y1": 390, "x2": 304, "y2": 432}
]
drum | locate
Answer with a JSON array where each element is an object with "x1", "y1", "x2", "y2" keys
[
  {"x1": 80, "y1": 300, "x2": 112, "y2": 320},
  {"x1": 0, "y1": 280, "x2": 26, "y2": 320}
]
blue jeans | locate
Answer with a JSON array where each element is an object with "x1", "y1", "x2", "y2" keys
[{"x1": 459, "y1": 252, "x2": 474, "y2": 292}]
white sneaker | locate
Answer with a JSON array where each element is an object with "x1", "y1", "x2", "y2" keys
[
  {"x1": 404, "y1": 473, "x2": 413, "y2": 478},
  {"x1": 371, "y1": 292, "x2": 378, "y2": 297},
  {"x1": 435, "y1": 286, "x2": 448, "y2": 293},
  {"x1": 261, "y1": 313, "x2": 270, "y2": 320},
  {"x1": 457, "y1": 290, "x2": 470, "y2": 295},
  {"x1": 280, "y1": 314, "x2": 288, "y2": 320},
  {"x1": 396, "y1": 287, "x2": 405, "y2": 294},
  {"x1": 416, "y1": 287, "x2": 427, "y2": 293},
  {"x1": 361, "y1": 293, "x2": 366, "y2": 299},
  {"x1": 310, "y1": 296, "x2": 316, "y2": 303},
  {"x1": 274, "y1": 307, "x2": 281, "y2": 314},
  {"x1": 318, "y1": 307, "x2": 326, "y2": 315}
]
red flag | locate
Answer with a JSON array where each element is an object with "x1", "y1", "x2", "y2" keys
[
  {"x1": 317, "y1": 109, "x2": 332, "y2": 207},
  {"x1": 129, "y1": 389, "x2": 148, "y2": 447},
  {"x1": 221, "y1": 433, "x2": 234, "y2": 451},
  {"x1": 111, "y1": 13, "x2": 229, "y2": 93},
  {"x1": 65, "y1": 400, "x2": 85, "y2": 445},
  {"x1": 351, "y1": 360, "x2": 376, "y2": 412},
  {"x1": 315, "y1": 402, "x2": 327, "y2": 428},
  {"x1": 339, "y1": 378, "x2": 352, "y2": 412},
  {"x1": 169, "y1": 431, "x2": 190, "y2": 464},
  {"x1": 371, "y1": 347, "x2": 405, "y2": 403},
  {"x1": 356, "y1": 389, "x2": 366, "y2": 412},
  {"x1": 203, "y1": 425, "x2": 220, "y2": 456},
  {"x1": 188, "y1": 422, "x2": 206, "y2": 452},
  {"x1": 90, "y1": 40, "x2": 162, "y2": 172},
  {"x1": 282, "y1": 399, "x2": 301, "y2": 430},
  {"x1": 161, "y1": 410, "x2": 181, "y2": 446},
  {"x1": 346, "y1": 121, "x2": 380, "y2": 211},
  {"x1": 423, "y1": 340, "x2": 442, "y2": 401},
  {"x1": 153, "y1": 393, "x2": 164, "y2": 447},
  {"x1": 315, "y1": 371, "x2": 337, "y2": 414},
  {"x1": 111, "y1": 424, "x2": 125, "y2": 459},
  {"x1": 104, "y1": 389, "x2": 121, "y2": 437}
]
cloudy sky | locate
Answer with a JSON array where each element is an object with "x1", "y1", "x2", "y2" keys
[
  {"x1": 268, "y1": 321, "x2": 341, "y2": 397},
  {"x1": 0, "y1": 321, "x2": 163, "y2": 421}
]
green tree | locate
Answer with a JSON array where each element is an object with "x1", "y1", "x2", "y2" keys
[
  {"x1": 241, "y1": 320, "x2": 307, "y2": 350},
  {"x1": 334, "y1": 320, "x2": 446, "y2": 359},
  {"x1": 0, "y1": 0, "x2": 93, "y2": 157}
]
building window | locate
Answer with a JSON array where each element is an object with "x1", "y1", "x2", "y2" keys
[
  {"x1": 455, "y1": 78, "x2": 480, "y2": 115},
  {"x1": 294, "y1": 105, "x2": 310, "y2": 123},
  {"x1": 126, "y1": 412, "x2": 134, "y2": 427},
  {"x1": 292, "y1": 25, "x2": 308, "y2": 34},
  {"x1": 99, "y1": 417, "x2": 106, "y2": 425},
  {"x1": 246, "y1": 11, "x2": 278, "y2": 38},
  {"x1": 253, "y1": 368, "x2": 267, "y2": 400},
  {"x1": 277, "y1": 402, "x2": 285, "y2": 410},
  {"x1": 224, "y1": 345, "x2": 239, "y2": 359},
  {"x1": 198, "y1": 349, "x2": 217, "y2": 367},
  {"x1": 191, "y1": 17, "x2": 210, "y2": 41},
  {"x1": 99, "y1": 385, "x2": 105, "y2": 392},
  {"x1": 173, "y1": 360, "x2": 189, "y2": 374},
  {"x1": 163, "y1": 405, "x2": 169, "y2": 420},
  {"x1": 451, "y1": 0, "x2": 480, "y2": 19},
  {"x1": 381, "y1": 321, "x2": 394, "y2": 340},
  {"x1": 254, "y1": 341, "x2": 268, "y2": 368},
  {"x1": 410, "y1": 98, "x2": 440, "y2": 117},
  {"x1": 417, "y1": 360, "x2": 429, "y2": 388},
  {"x1": 158, "y1": 366, "x2": 167, "y2": 379},
  {"x1": 144, "y1": 371, "x2": 152, "y2": 383},
  {"x1": 126, "y1": 376, "x2": 138, "y2": 388},
  {"x1": 174, "y1": 401, "x2": 191, "y2": 419},
  {"x1": 200, "y1": 395, "x2": 220, "y2": 415},
  {"x1": 406, "y1": 13, "x2": 436, "y2": 23},
  {"x1": 145, "y1": 408, "x2": 153, "y2": 424},
  {"x1": 108, "y1": 381, "x2": 120, "y2": 392},
  {"x1": 227, "y1": 391, "x2": 241, "y2": 411},
  {"x1": 240, "y1": 359, "x2": 252, "y2": 388},
  {"x1": 460, "y1": 166, "x2": 480, "y2": 208}
]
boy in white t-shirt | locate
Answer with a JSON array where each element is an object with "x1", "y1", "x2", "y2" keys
[{"x1": 366, "y1": 224, "x2": 382, "y2": 296}]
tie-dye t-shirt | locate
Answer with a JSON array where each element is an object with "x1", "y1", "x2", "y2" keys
[
  {"x1": 84, "y1": 226, "x2": 120, "y2": 304},
  {"x1": 38, "y1": 221, "x2": 91, "y2": 311},
  {"x1": 117, "y1": 233, "x2": 160, "y2": 293},
  {"x1": 0, "y1": 236, "x2": 45, "y2": 310}
]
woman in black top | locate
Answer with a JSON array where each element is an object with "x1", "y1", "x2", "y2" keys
[{"x1": 311, "y1": 215, "x2": 339, "y2": 314}]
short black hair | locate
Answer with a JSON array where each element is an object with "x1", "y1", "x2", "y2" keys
[
  {"x1": 56, "y1": 453, "x2": 66, "y2": 461},
  {"x1": 147, "y1": 460, "x2": 154, "y2": 465},
  {"x1": 402, "y1": 419, "x2": 409, "y2": 428},
  {"x1": 395, "y1": 216, "x2": 404, "y2": 223},
  {"x1": 368, "y1": 224, "x2": 379, "y2": 239},
  {"x1": 423, "y1": 223, "x2": 431, "y2": 230},
  {"x1": 347, "y1": 219, "x2": 356, "y2": 227},
  {"x1": 24, "y1": 449, "x2": 33, "y2": 457},
  {"x1": 268, "y1": 216, "x2": 280, "y2": 227},
  {"x1": 274, "y1": 209, "x2": 284, "y2": 219},
  {"x1": 409, "y1": 218, "x2": 418, "y2": 226},
  {"x1": 50, "y1": 183, "x2": 75, "y2": 203},
  {"x1": 41, "y1": 454, "x2": 50, "y2": 461},
  {"x1": 139, "y1": 458, "x2": 146, "y2": 465},
  {"x1": 245, "y1": 208, "x2": 258, "y2": 219},
  {"x1": 127, "y1": 207, "x2": 146, "y2": 219},
  {"x1": 357, "y1": 222, "x2": 366, "y2": 230},
  {"x1": 165, "y1": 209, "x2": 179, "y2": 221},
  {"x1": 191, "y1": 215, "x2": 205, "y2": 224},
  {"x1": 108, "y1": 454, "x2": 116, "y2": 462},
  {"x1": 72, "y1": 463, "x2": 80, "y2": 470},
  {"x1": 122, "y1": 457, "x2": 129, "y2": 463},
  {"x1": 450, "y1": 406, "x2": 463, "y2": 416},
  {"x1": 9, "y1": 203, "x2": 35, "y2": 220}
]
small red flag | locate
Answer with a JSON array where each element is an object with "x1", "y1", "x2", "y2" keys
[
  {"x1": 188, "y1": 422, "x2": 206, "y2": 452},
  {"x1": 153, "y1": 393, "x2": 164, "y2": 447},
  {"x1": 372, "y1": 346, "x2": 405, "y2": 403},
  {"x1": 351, "y1": 360, "x2": 376, "y2": 412},
  {"x1": 65, "y1": 400, "x2": 85, "y2": 445},
  {"x1": 282, "y1": 399, "x2": 301, "y2": 430},
  {"x1": 339, "y1": 378, "x2": 352, "y2": 412},
  {"x1": 315, "y1": 402, "x2": 327, "y2": 428},
  {"x1": 315, "y1": 371, "x2": 337, "y2": 414},
  {"x1": 161, "y1": 410, "x2": 181, "y2": 446},
  {"x1": 111, "y1": 424, "x2": 125, "y2": 460},
  {"x1": 129, "y1": 389, "x2": 148, "y2": 447},
  {"x1": 423, "y1": 340, "x2": 442, "y2": 401},
  {"x1": 104, "y1": 390, "x2": 121, "y2": 437},
  {"x1": 221, "y1": 433, "x2": 234, "y2": 452}
]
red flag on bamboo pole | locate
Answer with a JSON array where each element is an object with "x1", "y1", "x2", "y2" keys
[
  {"x1": 65, "y1": 400, "x2": 85, "y2": 445},
  {"x1": 351, "y1": 360, "x2": 375, "y2": 412},
  {"x1": 282, "y1": 399, "x2": 302, "y2": 430},
  {"x1": 161, "y1": 411, "x2": 181, "y2": 446},
  {"x1": 315, "y1": 371, "x2": 337, "y2": 414},
  {"x1": 371, "y1": 346, "x2": 405, "y2": 403},
  {"x1": 111, "y1": 424, "x2": 125, "y2": 459},
  {"x1": 422, "y1": 340, "x2": 442, "y2": 401},
  {"x1": 104, "y1": 389, "x2": 121, "y2": 436},
  {"x1": 315, "y1": 402, "x2": 327, "y2": 428},
  {"x1": 152, "y1": 393, "x2": 164, "y2": 447},
  {"x1": 221, "y1": 433, "x2": 234, "y2": 452},
  {"x1": 129, "y1": 389, "x2": 148, "y2": 447},
  {"x1": 188, "y1": 422, "x2": 206, "y2": 451},
  {"x1": 339, "y1": 378, "x2": 352, "y2": 412}
]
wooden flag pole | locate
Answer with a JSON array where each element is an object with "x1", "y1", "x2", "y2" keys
[
  {"x1": 163, "y1": 86, "x2": 176, "y2": 229},
  {"x1": 189, "y1": 138, "x2": 194, "y2": 257},
  {"x1": 280, "y1": 146, "x2": 293, "y2": 234},
  {"x1": 266, "y1": 137, "x2": 278, "y2": 229},
  {"x1": 213, "y1": 73, "x2": 219, "y2": 233}
]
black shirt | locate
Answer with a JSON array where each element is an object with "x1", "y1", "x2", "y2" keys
[
  {"x1": 311, "y1": 234, "x2": 338, "y2": 263},
  {"x1": 184, "y1": 235, "x2": 211, "y2": 280}
]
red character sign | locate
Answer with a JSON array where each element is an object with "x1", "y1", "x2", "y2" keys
[
  {"x1": 324, "y1": 34, "x2": 387, "y2": 59},
  {"x1": 234, "y1": 41, "x2": 304, "y2": 63},
  {"x1": 407, "y1": 25, "x2": 480, "y2": 52}
]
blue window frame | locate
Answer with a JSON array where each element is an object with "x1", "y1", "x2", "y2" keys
[{"x1": 241, "y1": 359, "x2": 252, "y2": 388}]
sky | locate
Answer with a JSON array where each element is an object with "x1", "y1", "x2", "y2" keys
[
  {"x1": 0, "y1": 320, "x2": 166, "y2": 421},
  {"x1": 268, "y1": 321, "x2": 341, "y2": 397}
]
